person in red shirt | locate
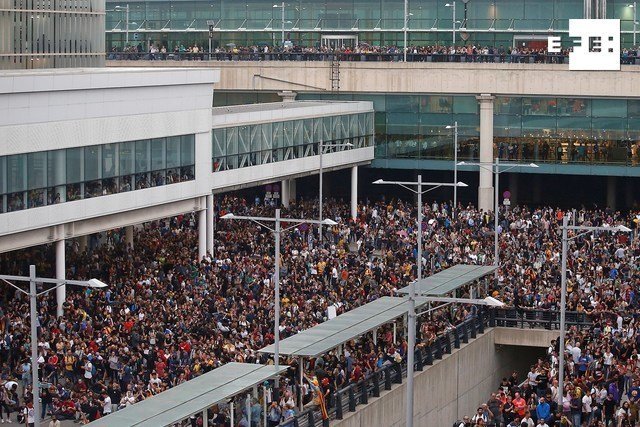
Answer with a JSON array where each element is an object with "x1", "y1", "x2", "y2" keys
[
  {"x1": 512, "y1": 392, "x2": 527, "y2": 419},
  {"x1": 123, "y1": 319, "x2": 134, "y2": 333},
  {"x1": 155, "y1": 359, "x2": 167, "y2": 378}
]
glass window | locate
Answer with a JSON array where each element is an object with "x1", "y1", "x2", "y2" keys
[
  {"x1": 628, "y1": 100, "x2": 640, "y2": 118},
  {"x1": 66, "y1": 148, "x2": 82, "y2": 184},
  {"x1": 7, "y1": 155, "x2": 26, "y2": 192},
  {"x1": 181, "y1": 135, "x2": 195, "y2": 166},
  {"x1": 167, "y1": 136, "x2": 181, "y2": 168},
  {"x1": 47, "y1": 150, "x2": 66, "y2": 187},
  {"x1": 522, "y1": 98, "x2": 558, "y2": 116},
  {"x1": 592, "y1": 99, "x2": 627, "y2": 117},
  {"x1": 494, "y1": 97, "x2": 522, "y2": 115},
  {"x1": 556, "y1": 98, "x2": 590, "y2": 116},
  {"x1": 84, "y1": 145, "x2": 101, "y2": 181},
  {"x1": 0, "y1": 157, "x2": 5, "y2": 194},
  {"x1": 102, "y1": 144, "x2": 117, "y2": 178},
  {"x1": 135, "y1": 140, "x2": 150, "y2": 173},
  {"x1": 27, "y1": 152, "x2": 47, "y2": 190},
  {"x1": 119, "y1": 142, "x2": 135, "y2": 176},
  {"x1": 453, "y1": 96, "x2": 478, "y2": 114},
  {"x1": 151, "y1": 138, "x2": 166, "y2": 171}
]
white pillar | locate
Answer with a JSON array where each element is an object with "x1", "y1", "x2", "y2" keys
[
  {"x1": 198, "y1": 201, "x2": 207, "y2": 261},
  {"x1": 206, "y1": 193, "x2": 214, "y2": 256},
  {"x1": 125, "y1": 226, "x2": 134, "y2": 250},
  {"x1": 56, "y1": 238, "x2": 65, "y2": 317},
  {"x1": 350, "y1": 166, "x2": 358, "y2": 220},
  {"x1": 281, "y1": 179, "x2": 290, "y2": 208},
  {"x1": 290, "y1": 178, "x2": 297, "y2": 202},
  {"x1": 477, "y1": 94, "x2": 495, "y2": 212},
  {"x1": 607, "y1": 176, "x2": 616, "y2": 210}
]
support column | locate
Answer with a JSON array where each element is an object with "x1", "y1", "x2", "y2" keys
[
  {"x1": 351, "y1": 166, "x2": 358, "y2": 220},
  {"x1": 56, "y1": 238, "x2": 65, "y2": 318},
  {"x1": 78, "y1": 235, "x2": 88, "y2": 253},
  {"x1": 125, "y1": 226, "x2": 134, "y2": 250},
  {"x1": 607, "y1": 176, "x2": 616, "y2": 210},
  {"x1": 198, "y1": 204, "x2": 207, "y2": 261},
  {"x1": 281, "y1": 179, "x2": 290, "y2": 208},
  {"x1": 277, "y1": 91, "x2": 297, "y2": 102},
  {"x1": 206, "y1": 193, "x2": 214, "y2": 256},
  {"x1": 477, "y1": 94, "x2": 495, "y2": 212}
]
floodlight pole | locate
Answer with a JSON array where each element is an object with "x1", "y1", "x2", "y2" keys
[
  {"x1": 373, "y1": 176, "x2": 467, "y2": 427},
  {"x1": 318, "y1": 140, "x2": 352, "y2": 243},
  {"x1": 0, "y1": 266, "x2": 107, "y2": 427},
  {"x1": 220, "y1": 211, "x2": 335, "y2": 400},
  {"x1": 557, "y1": 220, "x2": 631, "y2": 406}
]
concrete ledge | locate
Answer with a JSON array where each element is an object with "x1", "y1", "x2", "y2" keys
[{"x1": 494, "y1": 327, "x2": 559, "y2": 348}]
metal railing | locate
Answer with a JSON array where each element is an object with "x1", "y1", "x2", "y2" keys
[
  {"x1": 106, "y1": 51, "x2": 638, "y2": 65},
  {"x1": 281, "y1": 307, "x2": 592, "y2": 427}
]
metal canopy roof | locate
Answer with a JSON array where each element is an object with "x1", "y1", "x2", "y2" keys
[
  {"x1": 397, "y1": 264, "x2": 497, "y2": 296},
  {"x1": 259, "y1": 296, "x2": 427, "y2": 358},
  {"x1": 86, "y1": 363, "x2": 288, "y2": 427}
]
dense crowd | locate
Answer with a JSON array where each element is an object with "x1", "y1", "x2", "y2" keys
[
  {"x1": 108, "y1": 42, "x2": 640, "y2": 65},
  {"x1": 0, "y1": 195, "x2": 638, "y2": 426}
]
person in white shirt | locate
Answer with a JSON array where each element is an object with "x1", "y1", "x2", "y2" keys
[
  {"x1": 582, "y1": 391, "x2": 592, "y2": 425},
  {"x1": 102, "y1": 393, "x2": 112, "y2": 416}
]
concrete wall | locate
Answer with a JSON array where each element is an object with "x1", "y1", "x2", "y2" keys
[
  {"x1": 494, "y1": 327, "x2": 560, "y2": 348},
  {"x1": 333, "y1": 328, "x2": 545, "y2": 427},
  {"x1": 107, "y1": 61, "x2": 640, "y2": 98}
]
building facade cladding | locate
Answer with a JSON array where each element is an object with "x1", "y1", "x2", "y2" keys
[
  {"x1": 288, "y1": 93, "x2": 640, "y2": 167},
  {"x1": 0, "y1": 135, "x2": 195, "y2": 213},
  {"x1": 104, "y1": 0, "x2": 639, "y2": 50},
  {"x1": 212, "y1": 112, "x2": 374, "y2": 172},
  {"x1": 0, "y1": 0, "x2": 105, "y2": 69}
]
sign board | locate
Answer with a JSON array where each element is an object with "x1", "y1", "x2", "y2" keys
[{"x1": 548, "y1": 19, "x2": 620, "y2": 71}]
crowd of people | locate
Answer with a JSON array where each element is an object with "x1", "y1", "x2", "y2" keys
[
  {"x1": 0, "y1": 194, "x2": 638, "y2": 426},
  {"x1": 107, "y1": 41, "x2": 640, "y2": 65}
]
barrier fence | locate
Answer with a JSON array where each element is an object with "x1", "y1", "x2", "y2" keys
[{"x1": 106, "y1": 51, "x2": 640, "y2": 65}]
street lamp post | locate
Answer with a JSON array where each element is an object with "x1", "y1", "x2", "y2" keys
[
  {"x1": 115, "y1": 5, "x2": 130, "y2": 45},
  {"x1": 319, "y1": 140, "x2": 353, "y2": 243},
  {"x1": 446, "y1": 122, "x2": 459, "y2": 219},
  {"x1": 403, "y1": 0, "x2": 409, "y2": 62},
  {"x1": 631, "y1": 2, "x2": 637, "y2": 47},
  {"x1": 556, "y1": 218, "x2": 631, "y2": 406},
  {"x1": 445, "y1": 1, "x2": 456, "y2": 46},
  {"x1": 273, "y1": 2, "x2": 285, "y2": 45},
  {"x1": 0, "y1": 266, "x2": 107, "y2": 427},
  {"x1": 221, "y1": 211, "x2": 337, "y2": 391},
  {"x1": 457, "y1": 158, "x2": 538, "y2": 291},
  {"x1": 373, "y1": 177, "x2": 467, "y2": 427}
]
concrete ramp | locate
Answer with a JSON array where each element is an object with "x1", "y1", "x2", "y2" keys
[{"x1": 493, "y1": 327, "x2": 559, "y2": 348}]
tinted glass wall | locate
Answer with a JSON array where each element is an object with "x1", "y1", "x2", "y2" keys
[
  {"x1": 105, "y1": 0, "x2": 640, "y2": 50},
  {"x1": 296, "y1": 93, "x2": 640, "y2": 166},
  {"x1": 0, "y1": 135, "x2": 195, "y2": 213}
]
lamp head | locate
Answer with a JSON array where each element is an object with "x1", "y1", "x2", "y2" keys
[
  {"x1": 483, "y1": 296, "x2": 505, "y2": 307},
  {"x1": 456, "y1": 181, "x2": 468, "y2": 187},
  {"x1": 456, "y1": 161, "x2": 466, "y2": 166},
  {"x1": 344, "y1": 142, "x2": 354, "y2": 147},
  {"x1": 616, "y1": 225, "x2": 633, "y2": 232},
  {"x1": 372, "y1": 179, "x2": 385, "y2": 184},
  {"x1": 220, "y1": 213, "x2": 235, "y2": 219},
  {"x1": 445, "y1": 125, "x2": 453, "y2": 129},
  {"x1": 322, "y1": 219, "x2": 338, "y2": 226},
  {"x1": 528, "y1": 163, "x2": 539, "y2": 168},
  {"x1": 87, "y1": 279, "x2": 108, "y2": 288}
]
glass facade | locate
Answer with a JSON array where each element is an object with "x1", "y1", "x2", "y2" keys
[
  {"x1": 296, "y1": 93, "x2": 640, "y2": 166},
  {"x1": 212, "y1": 113, "x2": 374, "y2": 171},
  {"x1": 105, "y1": 0, "x2": 639, "y2": 50},
  {"x1": 0, "y1": 135, "x2": 195, "y2": 213}
]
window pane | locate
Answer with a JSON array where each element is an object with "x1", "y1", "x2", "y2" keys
[
  {"x1": 135, "y1": 140, "x2": 150, "y2": 173},
  {"x1": 453, "y1": 96, "x2": 478, "y2": 114},
  {"x1": 66, "y1": 148, "x2": 82, "y2": 184},
  {"x1": 27, "y1": 152, "x2": 47, "y2": 190},
  {"x1": 47, "y1": 150, "x2": 66, "y2": 187},
  {"x1": 102, "y1": 144, "x2": 117, "y2": 178},
  {"x1": 181, "y1": 135, "x2": 195, "y2": 166},
  {"x1": 119, "y1": 142, "x2": 134, "y2": 176},
  {"x1": 7, "y1": 154, "x2": 26, "y2": 192},
  {"x1": 167, "y1": 136, "x2": 181, "y2": 168},
  {"x1": 151, "y1": 138, "x2": 166, "y2": 171},
  {"x1": 84, "y1": 145, "x2": 100, "y2": 181},
  {"x1": 494, "y1": 97, "x2": 522, "y2": 115},
  {"x1": 592, "y1": 99, "x2": 627, "y2": 117}
]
